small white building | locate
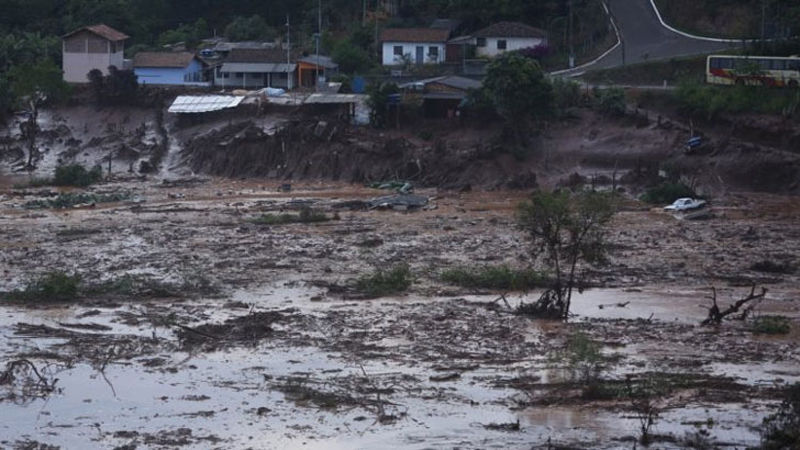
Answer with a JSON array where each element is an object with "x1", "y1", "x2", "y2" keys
[
  {"x1": 380, "y1": 28, "x2": 450, "y2": 66},
  {"x1": 62, "y1": 24, "x2": 128, "y2": 83},
  {"x1": 472, "y1": 22, "x2": 547, "y2": 58}
]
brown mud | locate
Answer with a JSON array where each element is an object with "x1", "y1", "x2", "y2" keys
[{"x1": 1, "y1": 177, "x2": 798, "y2": 449}]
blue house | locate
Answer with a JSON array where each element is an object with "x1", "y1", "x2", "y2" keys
[{"x1": 133, "y1": 52, "x2": 208, "y2": 86}]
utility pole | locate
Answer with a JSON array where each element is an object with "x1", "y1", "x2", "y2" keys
[
  {"x1": 286, "y1": 15, "x2": 292, "y2": 91},
  {"x1": 568, "y1": 0, "x2": 575, "y2": 68},
  {"x1": 761, "y1": 0, "x2": 767, "y2": 48},
  {"x1": 316, "y1": 0, "x2": 321, "y2": 91},
  {"x1": 363, "y1": 0, "x2": 367, "y2": 26},
  {"x1": 374, "y1": 0, "x2": 379, "y2": 59}
]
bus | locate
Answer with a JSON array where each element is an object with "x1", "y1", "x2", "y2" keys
[{"x1": 706, "y1": 55, "x2": 800, "y2": 87}]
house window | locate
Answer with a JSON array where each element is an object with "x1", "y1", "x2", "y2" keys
[
  {"x1": 497, "y1": 40, "x2": 507, "y2": 50},
  {"x1": 476, "y1": 37, "x2": 486, "y2": 47},
  {"x1": 279, "y1": 73, "x2": 288, "y2": 79},
  {"x1": 393, "y1": 45, "x2": 403, "y2": 56},
  {"x1": 428, "y1": 46, "x2": 439, "y2": 62},
  {"x1": 235, "y1": 72, "x2": 243, "y2": 78},
  {"x1": 110, "y1": 42, "x2": 117, "y2": 53}
]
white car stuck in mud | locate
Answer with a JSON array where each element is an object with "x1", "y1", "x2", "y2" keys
[{"x1": 664, "y1": 198, "x2": 706, "y2": 211}]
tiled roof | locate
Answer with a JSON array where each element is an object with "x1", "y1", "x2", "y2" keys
[
  {"x1": 399, "y1": 76, "x2": 481, "y2": 91},
  {"x1": 63, "y1": 24, "x2": 129, "y2": 41},
  {"x1": 472, "y1": 22, "x2": 547, "y2": 38},
  {"x1": 133, "y1": 52, "x2": 197, "y2": 68},
  {"x1": 380, "y1": 28, "x2": 450, "y2": 43}
]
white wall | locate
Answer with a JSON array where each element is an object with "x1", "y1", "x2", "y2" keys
[
  {"x1": 381, "y1": 42, "x2": 445, "y2": 66},
  {"x1": 475, "y1": 37, "x2": 545, "y2": 58},
  {"x1": 63, "y1": 38, "x2": 125, "y2": 83}
]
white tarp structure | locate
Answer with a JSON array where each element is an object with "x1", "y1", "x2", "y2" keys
[{"x1": 168, "y1": 95, "x2": 245, "y2": 114}]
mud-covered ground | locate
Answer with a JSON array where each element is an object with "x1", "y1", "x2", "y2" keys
[{"x1": 1, "y1": 177, "x2": 798, "y2": 449}]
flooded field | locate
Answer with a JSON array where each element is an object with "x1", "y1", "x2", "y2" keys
[{"x1": 1, "y1": 177, "x2": 798, "y2": 449}]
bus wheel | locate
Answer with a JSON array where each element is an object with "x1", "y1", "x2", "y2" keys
[
  {"x1": 735, "y1": 78, "x2": 744, "y2": 86},
  {"x1": 790, "y1": 80, "x2": 799, "y2": 88}
]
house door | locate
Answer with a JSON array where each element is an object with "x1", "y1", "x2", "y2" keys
[{"x1": 415, "y1": 46, "x2": 424, "y2": 65}]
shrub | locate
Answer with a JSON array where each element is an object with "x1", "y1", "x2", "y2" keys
[
  {"x1": 552, "y1": 77, "x2": 581, "y2": 118},
  {"x1": 440, "y1": 265, "x2": 545, "y2": 291},
  {"x1": 640, "y1": 182, "x2": 697, "y2": 204},
  {"x1": 418, "y1": 130, "x2": 434, "y2": 141},
  {"x1": 761, "y1": 383, "x2": 800, "y2": 449},
  {"x1": 252, "y1": 208, "x2": 329, "y2": 226},
  {"x1": 23, "y1": 192, "x2": 131, "y2": 209},
  {"x1": 594, "y1": 86, "x2": 625, "y2": 116},
  {"x1": 564, "y1": 332, "x2": 604, "y2": 383},
  {"x1": 355, "y1": 264, "x2": 412, "y2": 298},
  {"x1": 751, "y1": 316, "x2": 792, "y2": 335},
  {"x1": 53, "y1": 164, "x2": 103, "y2": 187},
  {"x1": 10, "y1": 271, "x2": 81, "y2": 302}
]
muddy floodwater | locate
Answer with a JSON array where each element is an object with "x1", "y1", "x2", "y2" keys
[{"x1": 1, "y1": 177, "x2": 799, "y2": 449}]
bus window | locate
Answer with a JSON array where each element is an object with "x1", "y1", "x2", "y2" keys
[
  {"x1": 758, "y1": 59, "x2": 771, "y2": 70},
  {"x1": 711, "y1": 57, "x2": 733, "y2": 69},
  {"x1": 788, "y1": 60, "x2": 800, "y2": 71}
]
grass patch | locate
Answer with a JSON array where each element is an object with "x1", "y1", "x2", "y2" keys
[
  {"x1": 676, "y1": 82, "x2": 800, "y2": 119},
  {"x1": 582, "y1": 56, "x2": 707, "y2": 85},
  {"x1": 640, "y1": 182, "x2": 697, "y2": 205},
  {"x1": 252, "y1": 207, "x2": 330, "y2": 226},
  {"x1": 85, "y1": 273, "x2": 218, "y2": 298},
  {"x1": 4, "y1": 271, "x2": 81, "y2": 302},
  {"x1": 440, "y1": 265, "x2": 545, "y2": 291},
  {"x1": 751, "y1": 316, "x2": 792, "y2": 335},
  {"x1": 355, "y1": 264, "x2": 413, "y2": 298},
  {"x1": 13, "y1": 177, "x2": 54, "y2": 189},
  {"x1": 53, "y1": 164, "x2": 103, "y2": 187},
  {"x1": 22, "y1": 192, "x2": 131, "y2": 209}
]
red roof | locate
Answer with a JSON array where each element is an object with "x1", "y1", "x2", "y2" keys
[
  {"x1": 380, "y1": 28, "x2": 450, "y2": 43},
  {"x1": 472, "y1": 22, "x2": 547, "y2": 38},
  {"x1": 63, "y1": 24, "x2": 129, "y2": 42}
]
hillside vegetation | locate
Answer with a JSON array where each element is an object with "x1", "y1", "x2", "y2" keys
[{"x1": 653, "y1": 0, "x2": 800, "y2": 39}]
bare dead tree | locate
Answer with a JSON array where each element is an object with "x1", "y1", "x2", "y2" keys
[
  {"x1": 20, "y1": 100, "x2": 40, "y2": 170},
  {"x1": 701, "y1": 283, "x2": 768, "y2": 326}
]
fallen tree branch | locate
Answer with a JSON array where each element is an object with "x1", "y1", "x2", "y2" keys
[{"x1": 701, "y1": 283, "x2": 768, "y2": 326}]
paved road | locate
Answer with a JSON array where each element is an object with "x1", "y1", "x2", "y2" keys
[{"x1": 561, "y1": 0, "x2": 739, "y2": 74}]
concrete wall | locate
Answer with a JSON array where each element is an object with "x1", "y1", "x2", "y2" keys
[
  {"x1": 475, "y1": 37, "x2": 545, "y2": 58},
  {"x1": 381, "y1": 42, "x2": 446, "y2": 66},
  {"x1": 135, "y1": 60, "x2": 206, "y2": 86},
  {"x1": 63, "y1": 33, "x2": 124, "y2": 83}
]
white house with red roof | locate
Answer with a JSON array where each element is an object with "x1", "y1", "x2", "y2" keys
[
  {"x1": 472, "y1": 22, "x2": 548, "y2": 58},
  {"x1": 62, "y1": 24, "x2": 129, "y2": 83}
]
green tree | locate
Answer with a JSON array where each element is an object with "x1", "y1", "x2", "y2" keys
[
  {"x1": 224, "y1": 15, "x2": 275, "y2": 42},
  {"x1": 158, "y1": 18, "x2": 209, "y2": 48},
  {"x1": 87, "y1": 66, "x2": 138, "y2": 105},
  {"x1": 480, "y1": 51, "x2": 553, "y2": 146},
  {"x1": 332, "y1": 39, "x2": 374, "y2": 75},
  {"x1": 517, "y1": 191, "x2": 615, "y2": 319},
  {"x1": 365, "y1": 82, "x2": 399, "y2": 128}
]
